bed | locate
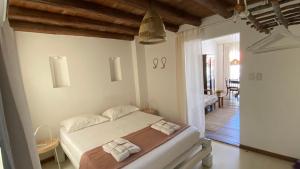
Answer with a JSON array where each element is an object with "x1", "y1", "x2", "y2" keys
[
  {"x1": 204, "y1": 95, "x2": 218, "y2": 108},
  {"x1": 60, "y1": 111, "x2": 212, "y2": 169}
]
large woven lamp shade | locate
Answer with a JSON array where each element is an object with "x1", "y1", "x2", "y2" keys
[{"x1": 139, "y1": 7, "x2": 166, "y2": 44}]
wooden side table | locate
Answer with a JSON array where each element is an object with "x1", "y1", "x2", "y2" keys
[
  {"x1": 218, "y1": 95, "x2": 224, "y2": 108},
  {"x1": 141, "y1": 108, "x2": 159, "y2": 116},
  {"x1": 37, "y1": 138, "x2": 61, "y2": 169}
]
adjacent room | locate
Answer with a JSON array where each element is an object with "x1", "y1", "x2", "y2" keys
[
  {"x1": 0, "y1": 0, "x2": 300, "y2": 169},
  {"x1": 202, "y1": 33, "x2": 241, "y2": 146}
]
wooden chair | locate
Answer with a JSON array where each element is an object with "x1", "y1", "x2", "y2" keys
[{"x1": 225, "y1": 78, "x2": 240, "y2": 97}]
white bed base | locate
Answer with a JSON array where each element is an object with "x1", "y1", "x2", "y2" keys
[
  {"x1": 165, "y1": 138, "x2": 212, "y2": 169},
  {"x1": 61, "y1": 137, "x2": 213, "y2": 169}
]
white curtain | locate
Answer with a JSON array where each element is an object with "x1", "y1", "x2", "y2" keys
[
  {"x1": 216, "y1": 44, "x2": 225, "y2": 91},
  {"x1": 177, "y1": 29, "x2": 205, "y2": 137},
  {"x1": 0, "y1": 21, "x2": 41, "y2": 169},
  {"x1": 216, "y1": 42, "x2": 240, "y2": 91}
]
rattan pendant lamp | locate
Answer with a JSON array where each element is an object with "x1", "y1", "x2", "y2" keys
[{"x1": 139, "y1": 1, "x2": 166, "y2": 44}]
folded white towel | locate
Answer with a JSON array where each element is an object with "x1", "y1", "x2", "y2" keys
[
  {"x1": 102, "y1": 138, "x2": 141, "y2": 162},
  {"x1": 151, "y1": 120, "x2": 181, "y2": 135},
  {"x1": 111, "y1": 148, "x2": 130, "y2": 162}
]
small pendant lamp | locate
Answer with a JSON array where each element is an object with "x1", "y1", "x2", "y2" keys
[{"x1": 139, "y1": 2, "x2": 166, "y2": 44}]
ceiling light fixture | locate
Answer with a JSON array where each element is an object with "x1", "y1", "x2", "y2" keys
[
  {"x1": 139, "y1": 1, "x2": 166, "y2": 45},
  {"x1": 233, "y1": 0, "x2": 250, "y2": 23}
]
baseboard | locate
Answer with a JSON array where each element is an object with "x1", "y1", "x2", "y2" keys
[{"x1": 239, "y1": 144, "x2": 298, "y2": 162}]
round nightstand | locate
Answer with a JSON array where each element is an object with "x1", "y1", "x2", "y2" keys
[
  {"x1": 141, "y1": 108, "x2": 159, "y2": 116},
  {"x1": 35, "y1": 126, "x2": 61, "y2": 169},
  {"x1": 37, "y1": 138, "x2": 59, "y2": 154}
]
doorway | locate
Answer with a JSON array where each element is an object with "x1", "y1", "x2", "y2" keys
[{"x1": 202, "y1": 33, "x2": 240, "y2": 146}]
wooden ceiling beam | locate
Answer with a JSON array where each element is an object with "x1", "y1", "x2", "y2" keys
[
  {"x1": 257, "y1": 15, "x2": 276, "y2": 22},
  {"x1": 254, "y1": 11, "x2": 274, "y2": 18},
  {"x1": 253, "y1": 3, "x2": 300, "y2": 18},
  {"x1": 254, "y1": 12, "x2": 300, "y2": 23},
  {"x1": 8, "y1": 7, "x2": 138, "y2": 35},
  {"x1": 250, "y1": 16, "x2": 300, "y2": 30},
  {"x1": 9, "y1": 20, "x2": 134, "y2": 40},
  {"x1": 191, "y1": 0, "x2": 232, "y2": 18},
  {"x1": 287, "y1": 17, "x2": 300, "y2": 22},
  {"x1": 9, "y1": 0, "x2": 179, "y2": 32},
  {"x1": 282, "y1": 7, "x2": 300, "y2": 15},
  {"x1": 249, "y1": 3, "x2": 271, "y2": 12},
  {"x1": 86, "y1": 0, "x2": 202, "y2": 26},
  {"x1": 144, "y1": 0, "x2": 201, "y2": 25},
  {"x1": 259, "y1": 17, "x2": 300, "y2": 28},
  {"x1": 247, "y1": 13, "x2": 270, "y2": 33},
  {"x1": 270, "y1": 0, "x2": 288, "y2": 28},
  {"x1": 285, "y1": 12, "x2": 300, "y2": 19},
  {"x1": 247, "y1": 0, "x2": 300, "y2": 32},
  {"x1": 9, "y1": 0, "x2": 142, "y2": 27},
  {"x1": 289, "y1": 21, "x2": 300, "y2": 26},
  {"x1": 164, "y1": 23, "x2": 180, "y2": 32},
  {"x1": 249, "y1": 0, "x2": 295, "y2": 12},
  {"x1": 260, "y1": 19, "x2": 277, "y2": 26},
  {"x1": 260, "y1": 21, "x2": 299, "y2": 29}
]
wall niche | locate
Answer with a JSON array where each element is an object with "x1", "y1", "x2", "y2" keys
[
  {"x1": 109, "y1": 57, "x2": 122, "y2": 82},
  {"x1": 49, "y1": 56, "x2": 71, "y2": 88}
]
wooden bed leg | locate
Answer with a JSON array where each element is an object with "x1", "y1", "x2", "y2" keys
[{"x1": 201, "y1": 138, "x2": 213, "y2": 168}]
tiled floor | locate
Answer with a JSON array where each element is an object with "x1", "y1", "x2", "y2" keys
[
  {"x1": 42, "y1": 142, "x2": 294, "y2": 169},
  {"x1": 205, "y1": 95, "x2": 240, "y2": 145}
]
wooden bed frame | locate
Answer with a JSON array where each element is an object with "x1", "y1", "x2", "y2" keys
[
  {"x1": 164, "y1": 138, "x2": 213, "y2": 169},
  {"x1": 61, "y1": 137, "x2": 213, "y2": 169}
]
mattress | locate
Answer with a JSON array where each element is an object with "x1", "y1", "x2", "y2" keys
[{"x1": 60, "y1": 111, "x2": 200, "y2": 169}]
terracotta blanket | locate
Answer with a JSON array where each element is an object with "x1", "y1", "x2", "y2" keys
[{"x1": 79, "y1": 122, "x2": 189, "y2": 169}]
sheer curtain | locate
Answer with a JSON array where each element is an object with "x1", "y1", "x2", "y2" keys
[
  {"x1": 216, "y1": 41, "x2": 240, "y2": 91},
  {"x1": 177, "y1": 29, "x2": 205, "y2": 137}
]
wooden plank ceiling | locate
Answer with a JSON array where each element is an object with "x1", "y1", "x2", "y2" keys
[
  {"x1": 7, "y1": 0, "x2": 300, "y2": 40},
  {"x1": 246, "y1": 0, "x2": 300, "y2": 33}
]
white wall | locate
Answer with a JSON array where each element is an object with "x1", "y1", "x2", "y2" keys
[
  {"x1": 197, "y1": 16, "x2": 300, "y2": 159},
  {"x1": 142, "y1": 32, "x2": 180, "y2": 122},
  {"x1": 15, "y1": 17, "x2": 300, "y2": 159},
  {"x1": 202, "y1": 40, "x2": 218, "y2": 55},
  {"x1": 15, "y1": 32, "x2": 136, "y2": 136},
  {"x1": 131, "y1": 38, "x2": 149, "y2": 108},
  {"x1": 193, "y1": 17, "x2": 300, "y2": 159},
  {"x1": 241, "y1": 37, "x2": 300, "y2": 159},
  {"x1": 141, "y1": 16, "x2": 300, "y2": 159}
]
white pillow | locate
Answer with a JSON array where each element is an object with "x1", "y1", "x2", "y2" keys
[
  {"x1": 102, "y1": 105, "x2": 139, "y2": 121},
  {"x1": 61, "y1": 114, "x2": 109, "y2": 133}
]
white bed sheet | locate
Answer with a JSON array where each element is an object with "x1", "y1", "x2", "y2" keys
[{"x1": 60, "y1": 111, "x2": 200, "y2": 169}]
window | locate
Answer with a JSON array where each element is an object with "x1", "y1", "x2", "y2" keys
[{"x1": 229, "y1": 48, "x2": 240, "y2": 80}]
